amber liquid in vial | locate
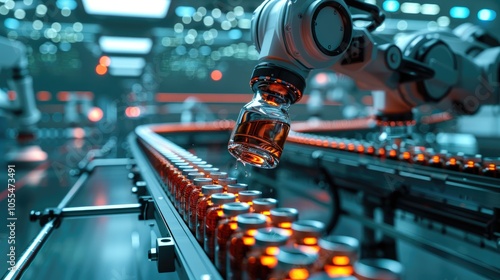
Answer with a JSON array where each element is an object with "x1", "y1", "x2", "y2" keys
[
  {"x1": 188, "y1": 188, "x2": 203, "y2": 230},
  {"x1": 229, "y1": 120, "x2": 290, "y2": 167},
  {"x1": 216, "y1": 219, "x2": 238, "y2": 275}
]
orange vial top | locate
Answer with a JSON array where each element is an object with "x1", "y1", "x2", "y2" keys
[
  {"x1": 270, "y1": 246, "x2": 317, "y2": 280},
  {"x1": 227, "y1": 213, "x2": 267, "y2": 280},
  {"x1": 215, "y1": 202, "x2": 250, "y2": 276},
  {"x1": 253, "y1": 198, "x2": 278, "y2": 217},
  {"x1": 204, "y1": 193, "x2": 236, "y2": 260}
]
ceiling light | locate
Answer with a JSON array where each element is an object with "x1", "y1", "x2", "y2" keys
[
  {"x1": 99, "y1": 36, "x2": 152, "y2": 54},
  {"x1": 82, "y1": 0, "x2": 170, "y2": 18}
]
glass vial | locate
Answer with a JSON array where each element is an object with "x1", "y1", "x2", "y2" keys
[
  {"x1": 182, "y1": 177, "x2": 212, "y2": 223},
  {"x1": 354, "y1": 259, "x2": 404, "y2": 280},
  {"x1": 210, "y1": 171, "x2": 229, "y2": 184},
  {"x1": 270, "y1": 208, "x2": 299, "y2": 235},
  {"x1": 313, "y1": 235, "x2": 360, "y2": 278},
  {"x1": 204, "y1": 193, "x2": 237, "y2": 260},
  {"x1": 215, "y1": 202, "x2": 251, "y2": 276},
  {"x1": 245, "y1": 227, "x2": 290, "y2": 280},
  {"x1": 227, "y1": 213, "x2": 268, "y2": 280},
  {"x1": 238, "y1": 190, "x2": 262, "y2": 207},
  {"x1": 227, "y1": 183, "x2": 248, "y2": 199},
  {"x1": 291, "y1": 220, "x2": 325, "y2": 254},
  {"x1": 219, "y1": 177, "x2": 238, "y2": 192},
  {"x1": 228, "y1": 80, "x2": 298, "y2": 169},
  {"x1": 253, "y1": 198, "x2": 278, "y2": 216},
  {"x1": 192, "y1": 184, "x2": 223, "y2": 235},
  {"x1": 270, "y1": 246, "x2": 317, "y2": 280}
]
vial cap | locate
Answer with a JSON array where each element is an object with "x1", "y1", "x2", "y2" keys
[
  {"x1": 187, "y1": 172, "x2": 204, "y2": 180},
  {"x1": 201, "y1": 184, "x2": 223, "y2": 195},
  {"x1": 222, "y1": 202, "x2": 250, "y2": 216},
  {"x1": 218, "y1": 177, "x2": 237, "y2": 186},
  {"x1": 254, "y1": 227, "x2": 290, "y2": 247},
  {"x1": 354, "y1": 259, "x2": 403, "y2": 280},
  {"x1": 203, "y1": 167, "x2": 220, "y2": 175},
  {"x1": 309, "y1": 273, "x2": 357, "y2": 280},
  {"x1": 197, "y1": 164, "x2": 213, "y2": 170},
  {"x1": 236, "y1": 213, "x2": 267, "y2": 230},
  {"x1": 291, "y1": 220, "x2": 325, "y2": 238},
  {"x1": 318, "y1": 235, "x2": 360, "y2": 258},
  {"x1": 192, "y1": 160, "x2": 207, "y2": 165},
  {"x1": 181, "y1": 168, "x2": 199, "y2": 176},
  {"x1": 193, "y1": 177, "x2": 213, "y2": 187},
  {"x1": 211, "y1": 193, "x2": 236, "y2": 205},
  {"x1": 210, "y1": 171, "x2": 228, "y2": 181},
  {"x1": 227, "y1": 183, "x2": 248, "y2": 194},
  {"x1": 277, "y1": 246, "x2": 317, "y2": 266},
  {"x1": 238, "y1": 190, "x2": 262, "y2": 202},
  {"x1": 270, "y1": 208, "x2": 299, "y2": 224},
  {"x1": 253, "y1": 198, "x2": 278, "y2": 212}
]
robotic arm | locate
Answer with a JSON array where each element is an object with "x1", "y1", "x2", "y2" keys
[
  {"x1": 228, "y1": 0, "x2": 500, "y2": 169},
  {"x1": 0, "y1": 36, "x2": 41, "y2": 137}
]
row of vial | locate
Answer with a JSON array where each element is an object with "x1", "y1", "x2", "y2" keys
[
  {"x1": 139, "y1": 140, "x2": 403, "y2": 279},
  {"x1": 289, "y1": 132, "x2": 499, "y2": 178}
]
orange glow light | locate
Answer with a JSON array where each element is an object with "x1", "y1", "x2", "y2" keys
[
  {"x1": 389, "y1": 150, "x2": 397, "y2": 157},
  {"x1": 262, "y1": 210, "x2": 271, "y2": 216},
  {"x1": 8, "y1": 90, "x2": 16, "y2": 101},
  {"x1": 73, "y1": 127, "x2": 85, "y2": 139},
  {"x1": 289, "y1": 268, "x2": 309, "y2": 280},
  {"x1": 378, "y1": 148, "x2": 386, "y2": 156},
  {"x1": 403, "y1": 152, "x2": 411, "y2": 160},
  {"x1": 99, "y1": 56, "x2": 111, "y2": 66},
  {"x1": 331, "y1": 142, "x2": 338, "y2": 148},
  {"x1": 332, "y1": 256, "x2": 350, "y2": 266},
  {"x1": 243, "y1": 237, "x2": 255, "y2": 246},
  {"x1": 96, "y1": 64, "x2": 108, "y2": 75},
  {"x1": 247, "y1": 229, "x2": 257, "y2": 236},
  {"x1": 432, "y1": 155, "x2": 440, "y2": 163},
  {"x1": 88, "y1": 107, "x2": 103, "y2": 122},
  {"x1": 488, "y1": 164, "x2": 496, "y2": 171},
  {"x1": 265, "y1": 246, "x2": 280, "y2": 256},
  {"x1": 211, "y1": 70, "x2": 223, "y2": 81},
  {"x1": 217, "y1": 210, "x2": 224, "y2": 217},
  {"x1": 260, "y1": 256, "x2": 278, "y2": 268},
  {"x1": 303, "y1": 237, "x2": 317, "y2": 245},
  {"x1": 417, "y1": 154, "x2": 425, "y2": 162},
  {"x1": 467, "y1": 161, "x2": 475, "y2": 168},
  {"x1": 315, "y1": 73, "x2": 329, "y2": 85},
  {"x1": 279, "y1": 222, "x2": 292, "y2": 229},
  {"x1": 339, "y1": 142, "x2": 346, "y2": 150},
  {"x1": 367, "y1": 147, "x2": 375, "y2": 154},
  {"x1": 36, "y1": 91, "x2": 51, "y2": 101},
  {"x1": 125, "y1": 106, "x2": 141, "y2": 118},
  {"x1": 229, "y1": 222, "x2": 238, "y2": 230},
  {"x1": 325, "y1": 265, "x2": 353, "y2": 277},
  {"x1": 449, "y1": 158, "x2": 457, "y2": 165},
  {"x1": 347, "y1": 143, "x2": 355, "y2": 151},
  {"x1": 357, "y1": 145, "x2": 365, "y2": 153}
]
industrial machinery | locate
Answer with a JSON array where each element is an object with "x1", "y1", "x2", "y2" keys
[{"x1": 0, "y1": 36, "x2": 47, "y2": 163}]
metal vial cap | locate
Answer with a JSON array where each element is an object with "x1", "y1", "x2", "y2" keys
[
  {"x1": 227, "y1": 183, "x2": 248, "y2": 194},
  {"x1": 187, "y1": 172, "x2": 205, "y2": 180},
  {"x1": 181, "y1": 168, "x2": 199, "y2": 176},
  {"x1": 218, "y1": 177, "x2": 237, "y2": 186},
  {"x1": 270, "y1": 208, "x2": 299, "y2": 224},
  {"x1": 238, "y1": 190, "x2": 262, "y2": 203},
  {"x1": 222, "y1": 202, "x2": 250, "y2": 216},
  {"x1": 201, "y1": 184, "x2": 223, "y2": 195},
  {"x1": 253, "y1": 198, "x2": 278, "y2": 212},
  {"x1": 291, "y1": 220, "x2": 325, "y2": 238},
  {"x1": 193, "y1": 177, "x2": 213, "y2": 187},
  {"x1": 210, "y1": 172, "x2": 228, "y2": 181},
  {"x1": 354, "y1": 259, "x2": 403, "y2": 280},
  {"x1": 211, "y1": 193, "x2": 236, "y2": 205},
  {"x1": 318, "y1": 235, "x2": 360, "y2": 257},
  {"x1": 203, "y1": 167, "x2": 220, "y2": 175},
  {"x1": 277, "y1": 246, "x2": 317, "y2": 265},
  {"x1": 254, "y1": 227, "x2": 290, "y2": 247},
  {"x1": 236, "y1": 213, "x2": 267, "y2": 230}
]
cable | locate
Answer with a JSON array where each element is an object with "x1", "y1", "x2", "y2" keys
[{"x1": 319, "y1": 166, "x2": 341, "y2": 235}]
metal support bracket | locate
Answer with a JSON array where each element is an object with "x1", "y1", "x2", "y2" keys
[
  {"x1": 148, "y1": 237, "x2": 175, "y2": 273},
  {"x1": 139, "y1": 196, "x2": 155, "y2": 220}
]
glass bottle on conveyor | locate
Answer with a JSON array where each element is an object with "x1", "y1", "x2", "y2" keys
[
  {"x1": 244, "y1": 227, "x2": 290, "y2": 280},
  {"x1": 174, "y1": 168, "x2": 199, "y2": 210},
  {"x1": 218, "y1": 177, "x2": 238, "y2": 192},
  {"x1": 178, "y1": 172, "x2": 206, "y2": 218},
  {"x1": 313, "y1": 235, "x2": 360, "y2": 278},
  {"x1": 227, "y1": 213, "x2": 267, "y2": 280},
  {"x1": 290, "y1": 220, "x2": 325, "y2": 254},
  {"x1": 210, "y1": 171, "x2": 228, "y2": 184},
  {"x1": 238, "y1": 190, "x2": 262, "y2": 208},
  {"x1": 252, "y1": 198, "x2": 278, "y2": 218},
  {"x1": 226, "y1": 183, "x2": 248, "y2": 200},
  {"x1": 270, "y1": 246, "x2": 317, "y2": 280},
  {"x1": 269, "y1": 208, "x2": 299, "y2": 236},
  {"x1": 181, "y1": 177, "x2": 213, "y2": 222},
  {"x1": 203, "y1": 193, "x2": 237, "y2": 260},
  {"x1": 191, "y1": 184, "x2": 224, "y2": 235},
  {"x1": 215, "y1": 202, "x2": 250, "y2": 277}
]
